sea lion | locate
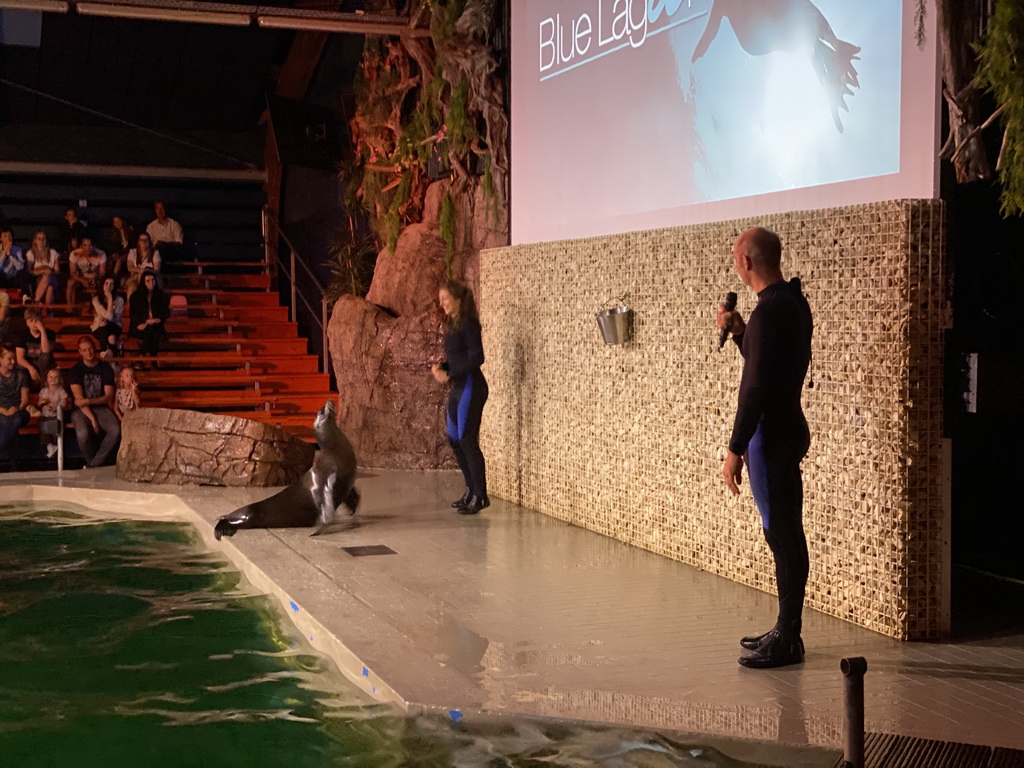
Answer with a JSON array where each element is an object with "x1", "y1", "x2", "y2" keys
[{"x1": 213, "y1": 400, "x2": 360, "y2": 540}]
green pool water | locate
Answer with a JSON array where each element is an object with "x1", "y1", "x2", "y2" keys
[{"x1": 0, "y1": 508, "x2": 799, "y2": 768}]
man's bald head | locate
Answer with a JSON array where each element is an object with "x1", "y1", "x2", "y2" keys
[{"x1": 736, "y1": 227, "x2": 782, "y2": 270}]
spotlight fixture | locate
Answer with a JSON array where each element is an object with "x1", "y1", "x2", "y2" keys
[
  {"x1": 0, "y1": 0, "x2": 68, "y2": 11},
  {"x1": 76, "y1": 1, "x2": 251, "y2": 26}
]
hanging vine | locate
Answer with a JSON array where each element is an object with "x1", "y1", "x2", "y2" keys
[{"x1": 345, "y1": 0, "x2": 507, "y2": 259}]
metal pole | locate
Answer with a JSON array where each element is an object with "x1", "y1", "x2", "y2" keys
[
  {"x1": 290, "y1": 248, "x2": 297, "y2": 324},
  {"x1": 841, "y1": 657, "x2": 867, "y2": 768},
  {"x1": 56, "y1": 402, "x2": 64, "y2": 474},
  {"x1": 261, "y1": 205, "x2": 271, "y2": 270},
  {"x1": 321, "y1": 297, "x2": 330, "y2": 376}
]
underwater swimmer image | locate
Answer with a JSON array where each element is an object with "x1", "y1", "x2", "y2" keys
[{"x1": 691, "y1": 0, "x2": 861, "y2": 131}]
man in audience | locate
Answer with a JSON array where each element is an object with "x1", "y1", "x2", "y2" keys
[
  {"x1": 0, "y1": 227, "x2": 31, "y2": 296},
  {"x1": 67, "y1": 236, "x2": 108, "y2": 305},
  {"x1": 146, "y1": 201, "x2": 184, "y2": 256},
  {"x1": 16, "y1": 307, "x2": 56, "y2": 384},
  {"x1": 58, "y1": 207, "x2": 86, "y2": 255},
  {"x1": 0, "y1": 345, "x2": 30, "y2": 469},
  {"x1": 69, "y1": 335, "x2": 119, "y2": 468}
]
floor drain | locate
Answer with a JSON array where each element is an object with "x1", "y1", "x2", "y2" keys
[{"x1": 341, "y1": 545, "x2": 397, "y2": 557}]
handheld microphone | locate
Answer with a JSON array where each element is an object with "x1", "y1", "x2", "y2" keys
[{"x1": 718, "y1": 291, "x2": 738, "y2": 350}]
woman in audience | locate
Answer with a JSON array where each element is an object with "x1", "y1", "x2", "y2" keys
[
  {"x1": 107, "y1": 215, "x2": 135, "y2": 287},
  {"x1": 91, "y1": 276, "x2": 125, "y2": 359},
  {"x1": 128, "y1": 270, "x2": 170, "y2": 360},
  {"x1": 124, "y1": 232, "x2": 161, "y2": 299},
  {"x1": 24, "y1": 230, "x2": 60, "y2": 308}
]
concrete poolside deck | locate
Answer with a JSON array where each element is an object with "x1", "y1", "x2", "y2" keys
[{"x1": 1, "y1": 467, "x2": 1022, "y2": 761}]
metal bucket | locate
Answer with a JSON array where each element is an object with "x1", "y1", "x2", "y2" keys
[{"x1": 596, "y1": 306, "x2": 634, "y2": 345}]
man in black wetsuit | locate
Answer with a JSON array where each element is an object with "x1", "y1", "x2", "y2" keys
[{"x1": 718, "y1": 227, "x2": 813, "y2": 669}]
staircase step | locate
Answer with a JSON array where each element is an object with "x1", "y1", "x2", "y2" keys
[
  {"x1": 167, "y1": 290, "x2": 279, "y2": 306},
  {"x1": 54, "y1": 334, "x2": 308, "y2": 355},
  {"x1": 143, "y1": 372, "x2": 330, "y2": 391},
  {"x1": 148, "y1": 391, "x2": 333, "y2": 411},
  {"x1": 164, "y1": 273, "x2": 272, "y2": 290},
  {"x1": 52, "y1": 352, "x2": 322, "y2": 374}
]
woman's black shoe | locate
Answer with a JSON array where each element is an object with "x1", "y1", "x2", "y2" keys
[
  {"x1": 452, "y1": 489, "x2": 472, "y2": 509},
  {"x1": 458, "y1": 494, "x2": 489, "y2": 515},
  {"x1": 738, "y1": 630, "x2": 805, "y2": 669}
]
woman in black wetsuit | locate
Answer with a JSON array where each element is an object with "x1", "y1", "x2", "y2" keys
[{"x1": 432, "y1": 280, "x2": 489, "y2": 515}]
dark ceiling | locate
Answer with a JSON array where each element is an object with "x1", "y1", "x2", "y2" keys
[{"x1": 0, "y1": 12, "x2": 289, "y2": 132}]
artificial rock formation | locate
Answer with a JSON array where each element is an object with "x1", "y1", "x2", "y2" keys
[
  {"x1": 116, "y1": 408, "x2": 315, "y2": 487},
  {"x1": 329, "y1": 179, "x2": 506, "y2": 469}
]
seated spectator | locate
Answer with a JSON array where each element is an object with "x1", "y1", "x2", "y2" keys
[
  {"x1": 0, "y1": 345, "x2": 30, "y2": 468},
  {"x1": 58, "y1": 207, "x2": 86, "y2": 255},
  {"x1": 114, "y1": 365, "x2": 140, "y2": 421},
  {"x1": 0, "y1": 287, "x2": 8, "y2": 343},
  {"x1": 124, "y1": 232, "x2": 162, "y2": 299},
  {"x1": 129, "y1": 270, "x2": 170, "y2": 359},
  {"x1": 69, "y1": 335, "x2": 119, "y2": 468},
  {"x1": 25, "y1": 230, "x2": 61, "y2": 307},
  {"x1": 145, "y1": 201, "x2": 183, "y2": 257},
  {"x1": 0, "y1": 228, "x2": 31, "y2": 296},
  {"x1": 107, "y1": 215, "x2": 135, "y2": 285},
  {"x1": 67, "y1": 236, "x2": 108, "y2": 305},
  {"x1": 90, "y1": 276, "x2": 124, "y2": 358},
  {"x1": 16, "y1": 308, "x2": 56, "y2": 384},
  {"x1": 38, "y1": 367, "x2": 70, "y2": 459}
]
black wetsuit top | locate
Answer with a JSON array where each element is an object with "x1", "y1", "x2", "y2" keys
[
  {"x1": 442, "y1": 316, "x2": 485, "y2": 383},
  {"x1": 728, "y1": 278, "x2": 813, "y2": 456}
]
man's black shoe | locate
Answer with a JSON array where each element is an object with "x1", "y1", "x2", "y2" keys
[
  {"x1": 738, "y1": 630, "x2": 805, "y2": 669},
  {"x1": 740, "y1": 630, "x2": 805, "y2": 654},
  {"x1": 452, "y1": 489, "x2": 471, "y2": 509}
]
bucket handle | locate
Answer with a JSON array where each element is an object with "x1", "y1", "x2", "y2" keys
[{"x1": 600, "y1": 291, "x2": 630, "y2": 310}]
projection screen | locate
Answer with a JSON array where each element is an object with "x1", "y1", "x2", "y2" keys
[{"x1": 510, "y1": 0, "x2": 940, "y2": 245}]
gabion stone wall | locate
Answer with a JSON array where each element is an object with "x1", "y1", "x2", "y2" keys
[{"x1": 479, "y1": 200, "x2": 947, "y2": 641}]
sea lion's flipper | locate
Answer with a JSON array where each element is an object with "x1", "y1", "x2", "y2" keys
[
  {"x1": 344, "y1": 486, "x2": 360, "y2": 515},
  {"x1": 214, "y1": 505, "x2": 254, "y2": 540}
]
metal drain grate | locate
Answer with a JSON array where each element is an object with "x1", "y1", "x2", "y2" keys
[
  {"x1": 341, "y1": 545, "x2": 397, "y2": 557},
  {"x1": 832, "y1": 733, "x2": 1024, "y2": 767}
]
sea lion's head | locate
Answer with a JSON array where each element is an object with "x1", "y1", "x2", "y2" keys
[{"x1": 313, "y1": 399, "x2": 336, "y2": 438}]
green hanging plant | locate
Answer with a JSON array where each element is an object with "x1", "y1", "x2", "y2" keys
[{"x1": 976, "y1": 0, "x2": 1024, "y2": 216}]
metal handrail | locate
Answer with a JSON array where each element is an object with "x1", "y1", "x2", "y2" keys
[{"x1": 262, "y1": 206, "x2": 331, "y2": 378}]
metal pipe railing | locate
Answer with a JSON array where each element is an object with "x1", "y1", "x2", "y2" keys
[{"x1": 262, "y1": 206, "x2": 332, "y2": 378}]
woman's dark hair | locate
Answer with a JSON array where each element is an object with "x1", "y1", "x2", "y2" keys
[
  {"x1": 141, "y1": 269, "x2": 161, "y2": 293},
  {"x1": 442, "y1": 280, "x2": 478, "y2": 330}
]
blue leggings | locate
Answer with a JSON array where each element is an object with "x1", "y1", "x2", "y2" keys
[
  {"x1": 746, "y1": 421, "x2": 810, "y2": 626},
  {"x1": 447, "y1": 374, "x2": 488, "y2": 496}
]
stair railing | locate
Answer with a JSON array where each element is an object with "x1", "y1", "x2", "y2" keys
[{"x1": 263, "y1": 206, "x2": 331, "y2": 379}]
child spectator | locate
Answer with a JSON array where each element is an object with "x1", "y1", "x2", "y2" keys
[
  {"x1": 37, "y1": 367, "x2": 69, "y2": 459},
  {"x1": 114, "y1": 365, "x2": 139, "y2": 421}
]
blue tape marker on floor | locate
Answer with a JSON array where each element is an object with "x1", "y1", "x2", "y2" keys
[
  {"x1": 449, "y1": 710, "x2": 463, "y2": 722},
  {"x1": 290, "y1": 601, "x2": 300, "y2": 612}
]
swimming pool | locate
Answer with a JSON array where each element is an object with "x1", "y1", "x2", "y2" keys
[{"x1": 0, "y1": 507, "x2": 812, "y2": 767}]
